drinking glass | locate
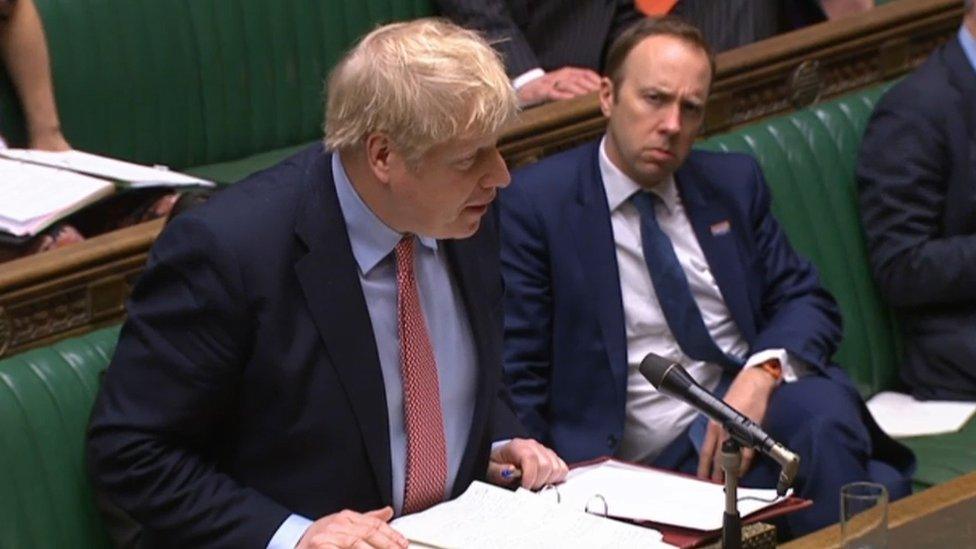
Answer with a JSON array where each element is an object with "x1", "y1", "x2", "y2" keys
[{"x1": 841, "y1": 482, "x2": 888, "y2": 549}]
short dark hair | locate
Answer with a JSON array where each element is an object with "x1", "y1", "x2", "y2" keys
[{"x1": 604, "y1": 16, "x2": 716, "y2": 90}]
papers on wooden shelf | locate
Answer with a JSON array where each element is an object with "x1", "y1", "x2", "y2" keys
[
  {"x1": 0, "y1": 149, "x2": 213, "y2": 188},
  {"x1": 531, "y1": 459, "x2": 790, "y2": 531},
  {"x1": 867, "y1": 391, "x2": 976, "y2": 438},
  {"x1": 390, "y1": 480, "x2": 670, "y2": 548},
  {"x1": 0, "y1": 158, "x2": 114, "y2": 236}
]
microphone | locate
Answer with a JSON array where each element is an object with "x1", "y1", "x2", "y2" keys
[{"x1": 639, "y1": 352, "x2": 800, "y2": 496}]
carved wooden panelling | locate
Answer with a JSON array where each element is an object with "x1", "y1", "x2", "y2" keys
[{"x1": 6, "y1": 287, "x2": 91, "y2": 349}]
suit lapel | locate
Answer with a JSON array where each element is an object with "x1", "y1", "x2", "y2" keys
[
  {"x1": 944, "y1": 35, "x2": 976, "y2": 131},
  {"x1": 569, "y1": 142, "x2": 628, "y2": 404},
  {"x1": 293, "y1": 152, "x2": 393, "y2": 506},
  {"x1": 675, "y1": 162, "x2": 758, "y2": 344},
  {"x1": 944, "y1": 37, "x2": 976, "y2": 181},
  {"x1": 443, "y1": 232, "x2": 497, "y2": 496}
]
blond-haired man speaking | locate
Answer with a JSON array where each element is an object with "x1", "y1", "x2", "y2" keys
[{"x1": 87, "y1": 19, "x2": 565, "y2": 549}]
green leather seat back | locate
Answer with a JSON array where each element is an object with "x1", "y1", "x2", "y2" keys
[
  {"x1": 699, "y1": 83, "x2": 899, "y2": 397},
  {"x1": 699, "y1": 82, "x2": 976, "y2": 488},
  {"x1": 0, "y1": 326, "x2": 120, "y2": 549},
  {"x1": 0, "y1": 0, "x2": 433, "y2": 172}
]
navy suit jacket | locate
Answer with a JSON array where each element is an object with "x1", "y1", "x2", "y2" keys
[
  {"x1": 857, "y1": 35, "x2": 976, "y2": 400},
  {"x1": 499, "y1": 141, "x2": 854, "y2": 463},
  {"x1": 86, "y1": 145, "x2": 522, "y2": 547}
]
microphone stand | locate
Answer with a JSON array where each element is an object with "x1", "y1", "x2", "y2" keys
[{"x1": 720, "y1": 438, "x2": 742, "y2": 549}]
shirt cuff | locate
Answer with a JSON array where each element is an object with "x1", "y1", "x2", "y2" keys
[
  {"x1": 745, "y1": 349, "x2": 811, "y2": 383},
  {"x1": 267, "y1": 514, "x2": 313, "y2": 549},
  {"x1": 512, "y1": 68, "x2": 545, "y2": 90}
]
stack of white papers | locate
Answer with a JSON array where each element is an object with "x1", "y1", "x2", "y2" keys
[
  {"x1": 391, "y1": 481, "x2": 670, "y2": 548},
  {"x1": 0, "y1": 149, "x2": 213, "y2": 188},
  {"x1": 0, "y1": 158, "x2": 114, "y2": 236},
  {"x1": 867, "y1": 391, "x2": 976, "y2": 438},
  {"x1": 536, "y1": 460, "x2": 789, "y2": 531}
]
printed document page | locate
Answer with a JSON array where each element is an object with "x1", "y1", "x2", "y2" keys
[
  {"x1": 0, "y1": 149, "x2": 214, "y2": 187},
  {"x1": 0, "y1": 158, "x2": 114, "y2": 235},
  {"x1": 391, "y1": 481, "x2": 670, "y2": 548},
  {"x1": 867, "y1": 391, "x2": 976, "y2": 437},
  {"x1": 537, "y1": 459, "x2": 788, "y2": 531}
]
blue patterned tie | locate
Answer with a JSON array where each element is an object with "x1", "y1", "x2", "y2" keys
[{"x1": 630, "y1": 191, "x2": 743, "y2": 373}]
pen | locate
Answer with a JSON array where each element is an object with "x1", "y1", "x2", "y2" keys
[{"x1": 500, "y1": 466, "x2": 522, "y2": 481}]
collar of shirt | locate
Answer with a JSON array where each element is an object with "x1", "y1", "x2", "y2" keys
[
  {"x1": 331, "y1": 153, "x2": 438, "y2": 276},
  {"x1": 960, "y1": 24, "x2": 976, "y2": 76},
  {"x1": 598, "y1": 136, "x2": 680, "y2": 215}
]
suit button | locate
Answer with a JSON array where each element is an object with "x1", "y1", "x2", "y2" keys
[{"x1": 607, "y1": 434, "x2": 618, "y2": 448}]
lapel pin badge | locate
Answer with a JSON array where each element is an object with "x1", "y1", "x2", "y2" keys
[{"x1": 710, "y1": 220, "x2": 731, "y2": 236}]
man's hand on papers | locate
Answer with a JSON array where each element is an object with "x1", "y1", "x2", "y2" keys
[
  {"x1": 487, "y1": 438, "x2": 568, "y2": 490},
  {"x1": 697, "y1": 367, "x2": 777, "y2": 483},
  {"x1": 297, "y1": 506, "x2": 408, "y2": 549}
]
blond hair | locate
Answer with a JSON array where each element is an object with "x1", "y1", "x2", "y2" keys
[{"x1": 324, "y1": 18, "x2": 518, "y2": 163}]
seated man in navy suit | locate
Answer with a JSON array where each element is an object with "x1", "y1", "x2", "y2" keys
[
  {"x1": 87, "y1": 19, "x2": 566, "y2": 549},
  {"x1": 856, "y1": 0, "x2": 976, "y2": 400},
  {"x1": 498, "y1": 16, "x2": 914, "y2": 537}
]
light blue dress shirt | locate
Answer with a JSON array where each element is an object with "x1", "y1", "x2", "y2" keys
[
  {"x1": 960, "y1": 24, "x2": 976, "y2": 74},
  {"x1": 267, "y1": 153, "x2": 478, "y2": 548}
]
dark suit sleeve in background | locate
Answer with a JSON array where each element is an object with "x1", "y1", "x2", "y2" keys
[
  {"x1": 496, "y1": 182, "x2": 556, "y2": 446},
  {"x1": 856, "y1": 91, "x2": 976, "y2": 307},
  {"x1": 86, "y1": 215, "x2": 291, "y2": 548},
  {"x1": 434, "y1": 0, "x2": 540, "y2": 77}
]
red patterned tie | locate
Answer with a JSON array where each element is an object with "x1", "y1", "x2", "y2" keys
[{"x1": 395, "y1": 236, "x2": 448, "y2": 514}]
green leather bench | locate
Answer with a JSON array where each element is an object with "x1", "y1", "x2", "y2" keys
[
  {"x1": 0, "y1": 0, "x2": 434, "y2": 184},
  {"x1": 3, "y1": 82, "x2": 974, "y2": 547},
  {"x1": 700, "y1": 82, "x2": 976, "y2": 490},
  {"x1": 0, "y1": 325, "x2": 119, "y2": 548}
]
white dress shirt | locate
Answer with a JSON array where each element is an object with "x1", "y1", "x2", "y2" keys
[{"x1": 598, "y1": 138, "x2": 807, "y2": 464}]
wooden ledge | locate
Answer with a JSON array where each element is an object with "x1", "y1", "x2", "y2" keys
[
  {"x1": 783, "y1": 471, "x2": 976, "y2": 548},
  {"x1": 0, "y1": 219, "x2": 164, "y2": 292}
]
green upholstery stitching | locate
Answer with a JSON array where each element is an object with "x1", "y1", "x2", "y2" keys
[
  {"x1": 700, "y1": 82, "x2": 899, "y2": 396},
  {"x1": 700, "y1": 81, "x2": 976, "y2": 486},
  {"x1": 0, "y1": 326, "x2": 120, "y2": 549}
]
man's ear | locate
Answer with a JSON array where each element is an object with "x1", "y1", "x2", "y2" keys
[
  {"x1": 365, "y1": 133, "x2": 394, "y2": 185},
  {"x1": 598, "y1": 76, "x2": 615, "y2": 119}
]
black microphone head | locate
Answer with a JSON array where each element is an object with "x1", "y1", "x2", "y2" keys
[{"x1": 638, "y1": 352, "x2": 680, "y2": 389}]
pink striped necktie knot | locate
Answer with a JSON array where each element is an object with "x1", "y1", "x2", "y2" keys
[{"x1": 394, "y1": 236, "x2": 448, "y2": 514}]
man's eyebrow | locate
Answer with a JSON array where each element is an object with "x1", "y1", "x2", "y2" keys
[
  {"x1": 638, "y1": 86, "x2": 672, "y2": 96},
  {"x1": 452, "y1": 149, "x2": 481, "y2": 162}
]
